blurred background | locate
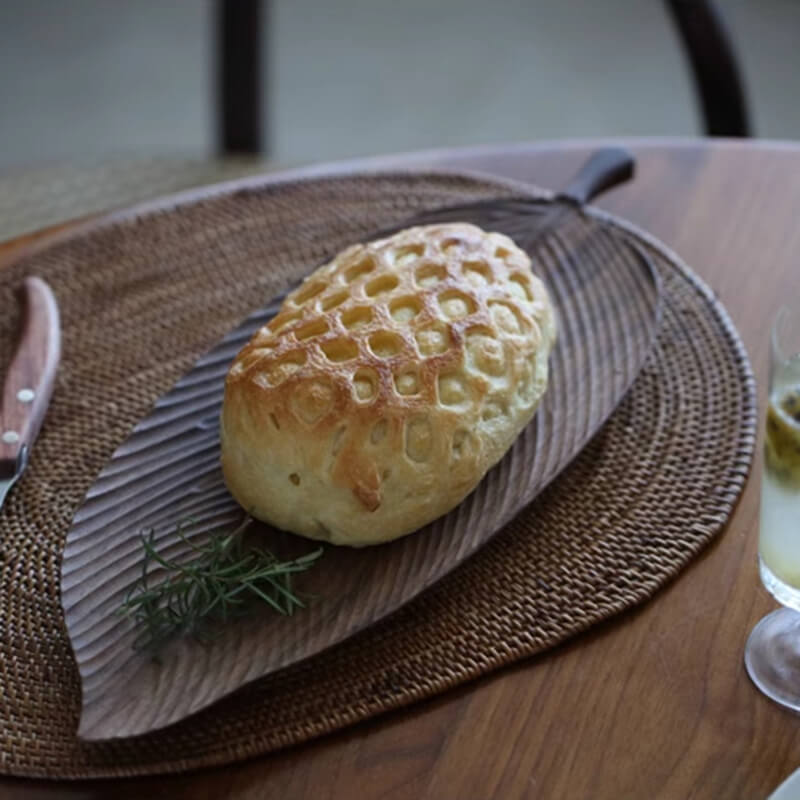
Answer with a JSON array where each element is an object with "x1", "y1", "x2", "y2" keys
[{"x1": 0, "y1": 0, "x2": 797, "y2": 174}]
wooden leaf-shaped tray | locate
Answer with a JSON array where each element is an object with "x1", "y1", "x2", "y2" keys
[{"x1": 61, "y1": 164, "x2": 661, "y2": 739}]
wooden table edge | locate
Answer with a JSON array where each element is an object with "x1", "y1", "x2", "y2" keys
[{"x1": 2, "y1": 136, "x2": 799, "y2": 273}]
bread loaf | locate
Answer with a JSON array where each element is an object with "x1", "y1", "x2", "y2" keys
[{"x1": 221, "y1": 223, "x2": 556, "y2": 546}]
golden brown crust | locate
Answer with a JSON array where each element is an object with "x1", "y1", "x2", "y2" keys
[{"x1": 221, "y1": 223, "x2": 556, "y2": 546}]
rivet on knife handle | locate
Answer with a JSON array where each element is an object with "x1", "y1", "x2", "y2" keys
[{"x1": 0, "y1": 277, "x2": 61, "y2": 475}]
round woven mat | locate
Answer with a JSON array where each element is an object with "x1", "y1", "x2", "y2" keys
[{"x1": 0, "y1": 170, "x2": 755, "y2": 778}]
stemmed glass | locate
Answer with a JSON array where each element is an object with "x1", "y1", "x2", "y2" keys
[{"x1": 746, "y1": 306, "x2": 800, "y2": 709}]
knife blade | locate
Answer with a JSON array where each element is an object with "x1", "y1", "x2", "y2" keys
[{"x1": 0, "y1": 277, "x2": 61, "y2": 512}]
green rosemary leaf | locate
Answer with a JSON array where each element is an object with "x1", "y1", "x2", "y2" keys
[
  {"x1": 269, "y1": 573, "x2": 307, "y2": 610},
  {"x1": 241, "y1": 580, "x2": 291, "y2": 615},
  {"x1": 118, "y1": 517, "x2": 323, "y2": 655}
]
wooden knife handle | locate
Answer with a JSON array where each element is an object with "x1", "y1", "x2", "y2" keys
[{"x1": 0, "y1": 277, "x2": 61, "y2": 473}]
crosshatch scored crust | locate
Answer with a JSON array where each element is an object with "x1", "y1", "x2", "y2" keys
[{"x1": 221, "y1": 223, "x2": 557, "y2": 546}]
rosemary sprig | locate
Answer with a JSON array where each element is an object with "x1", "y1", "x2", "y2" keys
[{"x1": 118, "y1": 517, "x2": 323, "y2": 654}]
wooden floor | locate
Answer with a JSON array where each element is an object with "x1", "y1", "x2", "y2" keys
[{"x1": 1, "y1": 0, "x2": 800, "y2": 170}]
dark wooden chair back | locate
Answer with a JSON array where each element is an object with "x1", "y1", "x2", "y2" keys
[{"x1": 216, "y1": 0, "x2": 752, "y2": 156}]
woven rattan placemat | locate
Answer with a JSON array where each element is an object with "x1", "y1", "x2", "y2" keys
[{"x1": 0, "y1": 170, "x2": 755, "y2": 778}]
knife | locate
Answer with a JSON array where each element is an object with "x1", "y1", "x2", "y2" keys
[{"x1": 0, "y1": 277, "x2": 61, "y2": 512}]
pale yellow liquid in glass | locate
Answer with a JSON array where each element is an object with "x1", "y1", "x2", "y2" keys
[{"x1": 761, "y1": 361, "x2": 800, "y2": 593}]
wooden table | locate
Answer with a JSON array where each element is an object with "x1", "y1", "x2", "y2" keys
[{"x1": 2, "y1": 139, "x2": 798, "y2": 799}]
